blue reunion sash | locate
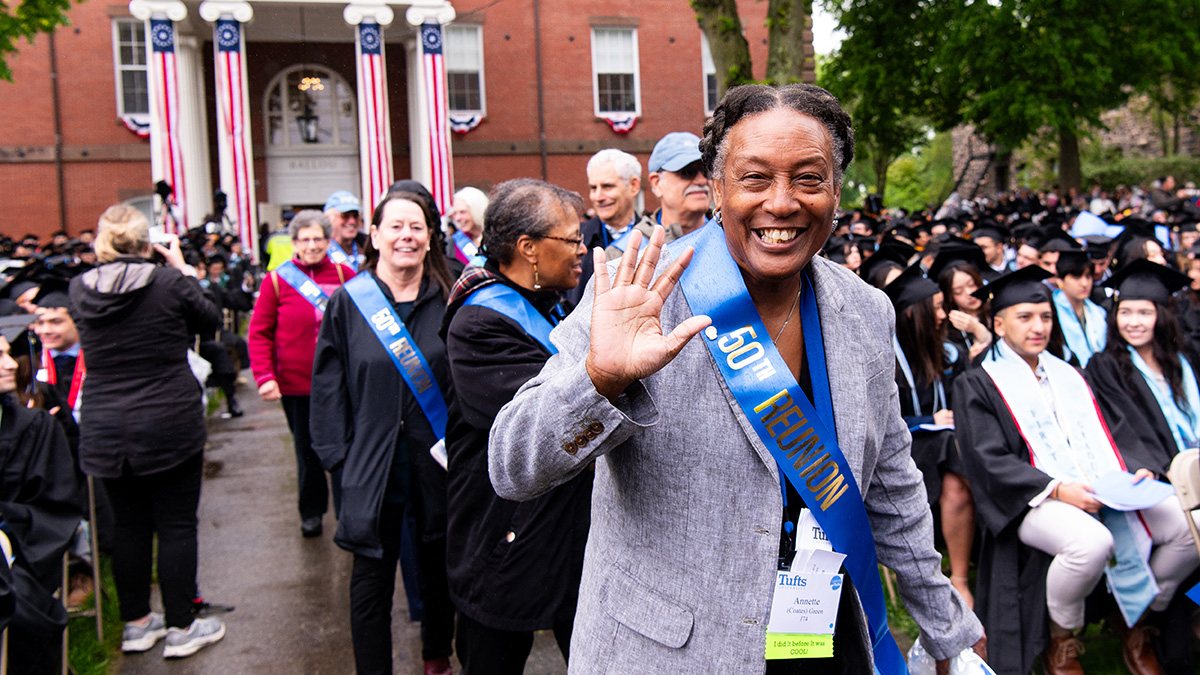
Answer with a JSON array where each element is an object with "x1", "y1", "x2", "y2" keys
[
  {"x1": 329, "y1": 240, "x2": 359, "y2": 272},
  {"x1": 452, "y1": 231, "x2": 486, "y2": 267},
  {"x1": 275, "y1": 260, "x2": 332, "y2": 313},
  {"x1": 679, "y1": 224, "x2": 906, "y2": 674},
  {"x1": 343, "y1": 274, "x2": 448, "y2": 439},
  {"x1": 462, "y1": 283, "x2": 559, "y2": 354}
]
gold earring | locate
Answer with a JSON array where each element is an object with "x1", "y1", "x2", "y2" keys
[{"x1": 533, "y1": 261, "x2": 541, "y2": 290}]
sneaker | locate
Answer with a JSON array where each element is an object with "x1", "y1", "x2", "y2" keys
[
  {"x1": 163, "y1": 617, "x2": 226, "y2": 658},
  {"x1": 122, "y1": 613, "x2": 167, "y2": 652}
]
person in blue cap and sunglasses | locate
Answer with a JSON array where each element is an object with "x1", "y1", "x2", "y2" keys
[{"x1": 324, "y1": 190, "x2": 367, "y2": 272}]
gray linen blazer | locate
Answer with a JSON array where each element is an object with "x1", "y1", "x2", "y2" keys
[{"x1": 490, "y1": 251, "x2": 983, "y2": 673}]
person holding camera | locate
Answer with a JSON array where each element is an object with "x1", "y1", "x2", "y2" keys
[{"x1": 68, "y1": 205, "x2": 226, "y2": 659}]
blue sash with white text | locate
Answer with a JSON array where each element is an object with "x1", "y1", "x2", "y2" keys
[
  {"x1": 343, "y1": 274, "x2": 448, "y2": 439},
  {"x1": 463, "y1": 283, "x2": 558, "y2": 354},
  {"x1": 678, "y1": 224, "x2": 906, "y2": 674},
  {"x1": 329, "y1": 240, "x2": 359, "y2": 272},
  {"x1": 452, "y1": 231, "x2": 486, "y2": 267},
  {"x1": 275, "y1": 260, "x2": 331, "y2": 313}
]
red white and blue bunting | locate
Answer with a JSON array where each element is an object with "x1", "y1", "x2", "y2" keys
[
  {"x1": 214, "y1": 18, "x2": 259, "y2": 262},
  {"x1": 604, "y1": 114, "x2": 639, "y2": 134},
  {"x1": 148, "y1": 18, "x2": 186, "y2": 233},
  {"x1": 449, "y1": 113, "x2": 483, "y2": 134},
  {"x1": 355, "y1": 21, "x2": 394, "y2": 218},
  {"x1": 420, "y1": 23, "x2": 454, "y2": 215}
]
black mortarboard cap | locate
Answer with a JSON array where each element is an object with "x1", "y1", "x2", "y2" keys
[
  {"x1": 32, "y1": 277, "x2": 71, "y2": 310},
  {"x1": 928, "y1": 238, "x2": 989, "y2": 281},
  {"x1": 0, "y1": 314, "x2": 35, "y2": 344},
  {"x1": 972, "y1": 265, "x2": 1054, "y2": 312},
  {"x1": 1035, "y1": 228, "x2": 1083, "y2": 253},
  {"x1": 877, "y1": 236, "x2": 916, "y2": 262},
  {"x1": 1085, "y1": 237, "x2": 1115, "y2": 260},
  {"x1": 1103, "y1": 259, "x2": 1190, "y2": 305},
  {"x1": 859, "y1": 245, "x2": 910, "y2": 284},
  {"x1": 972, "y1": 222, "x2": 1011, "y2": 245},
  {"x1": 883, "y1": 263, "x2": 941, "y2": 315},
  {"x1": 1011, "y1": 221, "x2": 1039, "y2": 243},
  {"x1": 823, "y1": 235, "x2": 851, "y2": 264}
]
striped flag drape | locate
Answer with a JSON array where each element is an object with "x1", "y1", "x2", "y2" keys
[
  {"x1": 420, "y1": 23, "x2": 454, "y2": 216},
  {"x1": 355, "y1": 21, "x2": 394, "y2": 219},
  {"x1": 214, "y1": 18, "x2": 259, "y2": 263},
  {"x1": 148, "y1": 19, "x2": 187, "y2": 234}
]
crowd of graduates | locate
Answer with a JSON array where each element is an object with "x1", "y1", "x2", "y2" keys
[{"x1": 4, "y1": 127, "x2": 1200, "y2": 674}]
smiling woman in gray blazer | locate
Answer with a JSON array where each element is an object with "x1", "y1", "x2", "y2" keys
[{"x1": 489, "y1": 84, "x2": 986, "y2": 675}]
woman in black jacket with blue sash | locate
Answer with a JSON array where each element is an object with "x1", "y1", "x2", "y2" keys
[
  {"x1": 311, "y1": 190, "x2": 456, "y2": 675},
  {"x1": 442, "y1": 179, "x2": 591, "y2": 675}
]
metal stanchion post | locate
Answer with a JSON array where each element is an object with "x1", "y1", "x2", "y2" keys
[{"x1": 87, "y1": 476, "x2": 103, "y2": 641}]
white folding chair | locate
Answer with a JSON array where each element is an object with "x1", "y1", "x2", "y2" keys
[{"x1": 1168, "y1": 448, "x2": 1200, "y2": 559}]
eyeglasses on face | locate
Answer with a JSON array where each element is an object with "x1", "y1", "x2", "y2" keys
[
  {"x1": 295, "y1": 237, "x2": 328, "y2": 246},
  {"x1": 540, "y1": 235, "x2": 585, "y2": 247}
]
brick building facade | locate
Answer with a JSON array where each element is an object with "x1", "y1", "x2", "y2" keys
[{"x1": 1, "y1": 0, "x2": 813, "y2": 241}]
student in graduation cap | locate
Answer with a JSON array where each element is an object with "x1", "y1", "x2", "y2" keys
[
  {"x1": 310, "y1": 190, "x2": 456, "y2": 675},
  {"x1": 882, "y1": 264, "x2": 976, "y2": 608},
  {"x1": 952, "y1": 265, "x2": 1199, "y2": 675},
  {"x1": 970, "y1": 222, "x2": 1012, "y2": 281},
  {"x1": 859, "y1": 243, "x2": 907, "y2": 289},
  {"x1": 931, "y1": 242, "x2": 994, "y2": 361},
  {"x1": 1052, "y1": 249, "x2": 1107, "y2": 367},
  {"x1": 1085, "y1": 260, "x2": 1199, "y2": 477}
]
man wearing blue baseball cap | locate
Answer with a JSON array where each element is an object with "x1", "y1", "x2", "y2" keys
[
  {"x1": 323, "y1": 190, "x2": 366, "y2": 272},
  {"x1": 647, "y1": 131, "x2": 710, "y2": 237}
]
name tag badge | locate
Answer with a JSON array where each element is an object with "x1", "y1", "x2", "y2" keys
[
  {"x1": 765, "y1": 571, "x2": 843, "y2": 660},
  {"x1": 35, "y1": 369, "x2": 49, "y2": 383}
]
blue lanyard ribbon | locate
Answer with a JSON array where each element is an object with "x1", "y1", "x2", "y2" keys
[
  {"x1": 329, "y1": 240, "x2": 359, "y2": 272},
  {"x1": 462, "y1": 283, "x2": 559, "y2": 354},
  {"x1": 678, "y1": 224, "x2": 906, "y2": 674},
  {"x1": 275, "y1": 260, "x2": 331, "y2": 313},
  {"x1": 343, "y1": 274, "x2": 448, "y2": 439}
]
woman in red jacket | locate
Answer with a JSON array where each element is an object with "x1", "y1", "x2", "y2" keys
[{"x1": 249, "y1": 210, "x2": 355, "y2": 537}]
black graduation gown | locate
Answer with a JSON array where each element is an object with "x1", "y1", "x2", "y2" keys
[
  {"x1": 1084, "y1": 351, "x2": 1182, "y2": 477},
  {"x1": 897, "y1": 342, "x2": 968, "y2": 504},
  {"x1": 0, "y1": 394, "x2": 84, "y2": 592},
  {"x1": 1175, "y1": 289, "x2": 1200, "y2": 356},
  {"x1": 952, "y1": 365, "x2": 1157, "y2": 675}
]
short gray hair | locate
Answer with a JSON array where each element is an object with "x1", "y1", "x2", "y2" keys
[
  {"x1": 481, "y1": 179, "x2": 584, "y2": 265},
  {"x1": 288, "y1": 209, "x2": 332, "y2": 240},
  {"x1": 587, "y1": 148, "x2": 642, "y2": 184}
]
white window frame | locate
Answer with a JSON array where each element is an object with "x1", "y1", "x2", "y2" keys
[
  {"x1": 701, "y1": 33, "x2": 718, "y2": 115},
  {"x1": 444, "y1": 23, "x2": 486, "y2": 117},
  {"x1": 590, "y1": 26, "x2": 641, "y2": 118},
  {"x1": 111, "y1": 18, "x2": 150, "y2": 119}
]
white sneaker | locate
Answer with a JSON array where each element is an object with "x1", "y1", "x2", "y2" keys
[
  {"x1": 162, "y1": 616, "x2": 226, "y2": 658},
  {"x1": 121, "y1": 612, "x2": 167, "y2": 652}
]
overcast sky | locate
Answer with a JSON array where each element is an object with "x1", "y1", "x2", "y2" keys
[{"x1": 811, "y1": 4, "x2": 845, "y2": 55}]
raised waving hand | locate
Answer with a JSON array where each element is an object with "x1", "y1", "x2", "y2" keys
[{"x1": 585, "y1": 226, "x2": 711, "y2": 401}]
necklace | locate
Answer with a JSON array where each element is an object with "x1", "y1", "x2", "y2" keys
[{"x1": 774, "y1": 284, "x2": 802, "y2": 343}]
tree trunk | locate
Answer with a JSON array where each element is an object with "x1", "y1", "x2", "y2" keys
[
  {"x1": 765, "y1": 0, "x2": 812, "y2": 84},
  {"x1": 1058, "y1": 127, "x2": 1082, "y2": 193},
  {"x1": 872, "y1": 149, "x2": 890, "y2": 203},
  {"x1": 691, "y1": 0, "x2": 754, "y2": 96},
  {"x1": 1173, "y1": 110, "x2": 1182, "y2": 156},
  {"x1": 993, "y1": 147, "x2": 1012, "y2": 193}
]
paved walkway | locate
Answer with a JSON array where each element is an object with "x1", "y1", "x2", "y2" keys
[{"x1": 118, "y1": 378, "x2": 566, "y2": 674}]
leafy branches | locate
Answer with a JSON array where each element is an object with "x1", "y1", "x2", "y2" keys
[{"x1": 0, "y1": 0, "x2": 75, "y2": 81}]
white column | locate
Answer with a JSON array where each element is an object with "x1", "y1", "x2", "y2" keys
[
  {"x1": 199, "y1": 0, "x2": 260, "y2": 263},
  {"x1": 344, "y1": 3, "x2": 396, "y2": 217},
  {"x1": 405, "y1": 3, "x2": 456, "y2": 213},
  {"x1": 403, "y1": 35, "x2": 430, "y2": 191},
  {"x1": 175, "y1": 34, "x2": 213, "y2": 228},
  {"x1": 129, "y1": 0, "x2": 188, "y2": 232}
]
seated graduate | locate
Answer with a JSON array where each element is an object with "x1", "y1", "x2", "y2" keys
[
  {"x1": 1085, "y1": 260, "x2": 1197, "y2": 477},
  {"x1": 931, "y1": 242, "x2": 994, "y2": 362},
  {"x1": 1052, "y1": 250, "x2": 1107, "y2": 367},
  {"x1": 882, "y1": 264, "x2": 976, "y2": 608},
  {"x1": 952, "y1": 265, "x2": 1200, "y2": 675}
]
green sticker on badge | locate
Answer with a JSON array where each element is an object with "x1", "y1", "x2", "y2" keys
[{"x1": 765, "y1": 632, "x2": 834, "y2": 659}]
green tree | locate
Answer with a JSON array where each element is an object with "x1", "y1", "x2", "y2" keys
[
  {"x1": 690, "y1": 0, "x2": 816, "y2": 98},
  {"x1": 0, "y1": 0, "x2": 75, "y2": 81}
]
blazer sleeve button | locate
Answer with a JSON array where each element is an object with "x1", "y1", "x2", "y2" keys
[
  {"x1": 574, "y1": 434, "x2": 589, "y2": 448},
  {"x1": 588, "y1": 421, "x2": 604, "y2": 434},
  {"x1": 563, "y1": 441, "x2": 578, "y2": 455}
]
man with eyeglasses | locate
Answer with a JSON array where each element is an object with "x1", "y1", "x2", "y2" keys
[{"x1": 647, "y1": 132, "x2": 711, "y2": 238}]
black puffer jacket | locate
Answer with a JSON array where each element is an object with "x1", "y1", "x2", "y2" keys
[
  {"x1": 442, "y1": 262, "x2": 592, "y2": 631},
  {"x1": 69, "y1": 258, "x2": 221, "y2": 478},
  {"x1": 310, "y1": 272, "x2": 451, "y2": 558}
]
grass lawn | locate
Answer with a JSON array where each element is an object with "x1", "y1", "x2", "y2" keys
[{"x1": 67, "y1": 555, "x2": 125, "y2": 675}]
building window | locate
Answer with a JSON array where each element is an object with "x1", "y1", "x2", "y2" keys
[
  {"x1": 591, "y1": 27, "x2": 640, "y2": 117},
  {"x1": 445, "y1": 24, "x2": 485, "y2": 115},
  {"x1": 701, "y1": 34, "x2": 718, "y2": 114},
  {"x1": 112, "y1": 19, "x2": 149, "y2": 118},
  {"x1": 263, "y1": 64, "x2": 357, "y2": 148}
]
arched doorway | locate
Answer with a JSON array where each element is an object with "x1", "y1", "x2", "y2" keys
[{"x1": 263, "y1": 64, "x2": 359, "y2": 206}]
